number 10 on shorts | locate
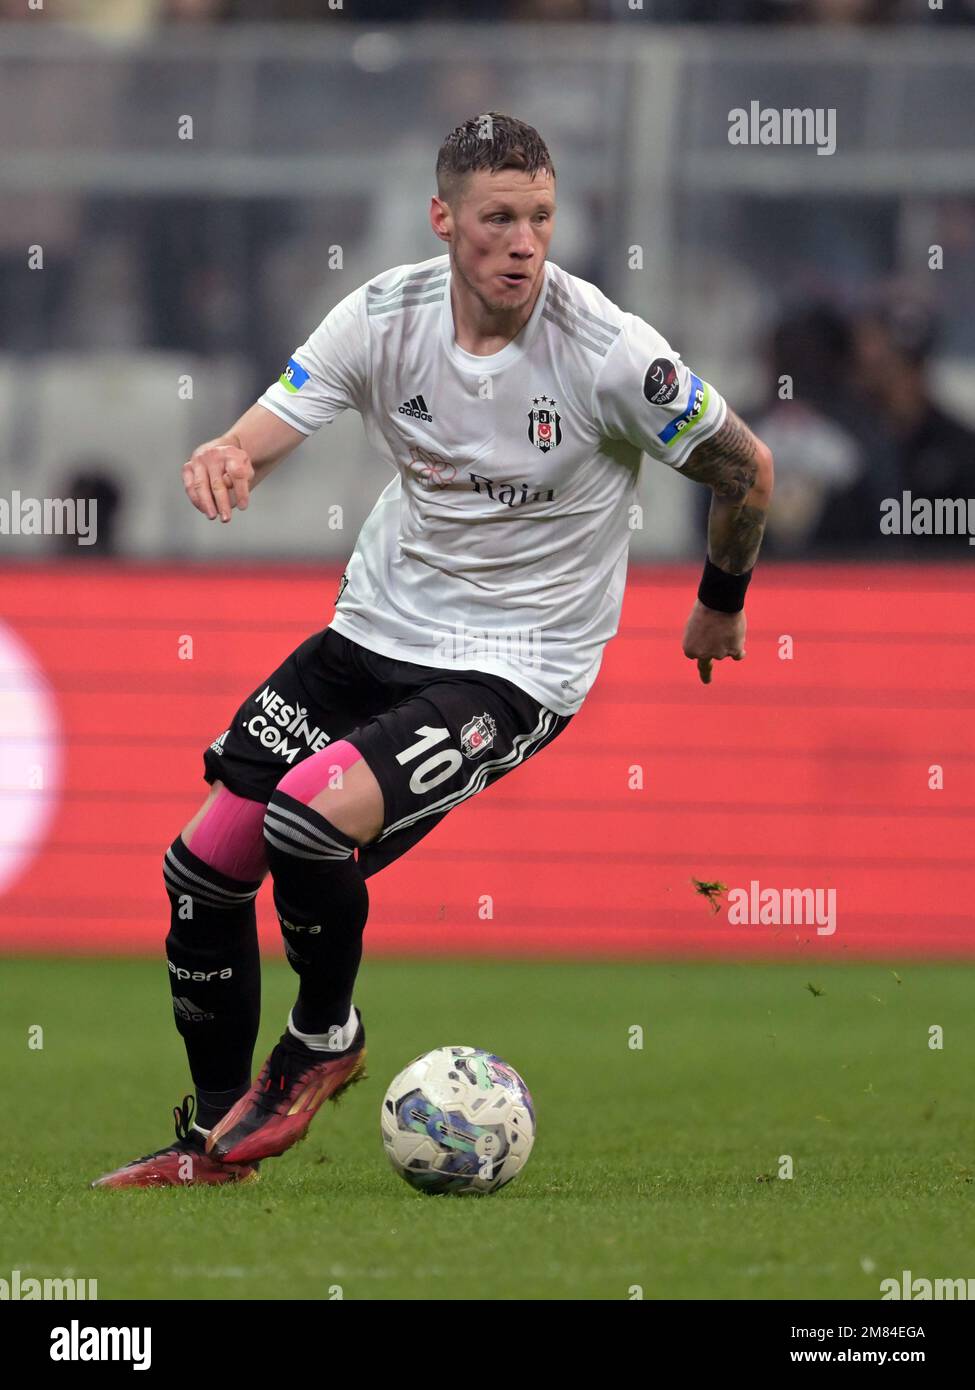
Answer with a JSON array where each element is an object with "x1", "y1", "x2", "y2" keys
[{"x1": 395, "y1": 726, "x2": 463, "y2": 794}]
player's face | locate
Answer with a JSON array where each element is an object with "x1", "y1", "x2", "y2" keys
[{"x1": 444, "y1": 168, "x2": 556, "y2": 314}]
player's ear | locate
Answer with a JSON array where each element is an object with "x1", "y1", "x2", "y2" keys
[{"x1": 430, "y1": 195, "x2": 452, "y2": 244}]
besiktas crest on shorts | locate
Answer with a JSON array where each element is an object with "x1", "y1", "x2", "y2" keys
[
  {"x1": 461, "y1": 712, "x2": 497, "y2": 758},
  {"x1": 528, "y1": 396, "x2": 562, "y2": 453}
]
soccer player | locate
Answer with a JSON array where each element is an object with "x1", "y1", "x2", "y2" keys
[{"x1": 93, "y1": 113, "x2": 773, "y2": 1187}]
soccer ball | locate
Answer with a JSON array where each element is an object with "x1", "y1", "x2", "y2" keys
[{"x1": 381, "y1": 1046, "x2": 535, "y2": 1195}]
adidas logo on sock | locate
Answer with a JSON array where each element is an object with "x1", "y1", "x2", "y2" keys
[
  {"x1": 397, "y1": 394, "x2": 433, "y2": 422},
  {"x1": 173, "y1": 996, "x2": 215, "y2": 1023}
]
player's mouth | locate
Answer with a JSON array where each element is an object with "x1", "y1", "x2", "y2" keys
[{"x1": 497, "y1": 272, "x2": 530, "y2": 289}]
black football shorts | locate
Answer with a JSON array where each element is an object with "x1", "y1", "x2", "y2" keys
[{"x1": 202, "y1": 625, "x2": 572, "y2": 879}]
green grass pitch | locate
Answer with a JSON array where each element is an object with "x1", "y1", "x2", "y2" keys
[{"x1": 3, "y1": 957, "x2": 971, "y2": 1301}]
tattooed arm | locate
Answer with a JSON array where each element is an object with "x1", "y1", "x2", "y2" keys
[
  {"x1": 680, "y1": 408, "x2": 774, "y2": 573},
  {"x1": 679, "y1": 409, "x2": 774, "y2": 683}
]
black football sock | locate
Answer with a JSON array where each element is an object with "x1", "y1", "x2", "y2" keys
[
  {"x1": 163, "y1": 836, "x2": 263, "y2": 1126},
  {"x1": 263, "y1": 790, "x2": 369, "y2": 1037}
]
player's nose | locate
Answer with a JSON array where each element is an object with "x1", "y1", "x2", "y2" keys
[{"x1": 507, "y1": 223, "x2": 535, "y2": 257}]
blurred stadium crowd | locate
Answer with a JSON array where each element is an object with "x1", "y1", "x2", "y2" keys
[
  {"x1": 12, "y1": 0, "x2": 975, "y2": 28},
  {"x1": 1, "y1": 2, "x2": 972, "y2": 561}
]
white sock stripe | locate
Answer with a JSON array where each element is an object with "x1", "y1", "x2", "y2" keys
[
  {"x1": 162, "y1": 870, "x2": 253, "y2": 909},
  {"x1": 263, "y1": 826, "x2": 348, "y2": 862},
  {"x1": 265, "y1": 802, "x2": 354, "y2": 854},
  {"x1": 163, "y1": 849, "x2": 259, "y2": 902},
  {"x1": 266, "y1": 802, "x2": 338, "y2": 844},
  {"x1": 263, "y1": 812, "x2": 352, "y2": 858},
  {"x1": 163, "y1": 850, "x2": 247, "y2": 895},
  {"x1": 164, "y1": 847, "x2": 259, "y2": 899},
  {"x1": 163, "y1": 875, "x2": 239, "y2": 909},
  {"x1": 378, "y1": 708, "x2": 556, "y2": 841}
]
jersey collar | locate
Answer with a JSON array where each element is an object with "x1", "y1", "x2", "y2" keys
[{"x1": 440, "y1": 262, "x2": 550, "y2": 374}]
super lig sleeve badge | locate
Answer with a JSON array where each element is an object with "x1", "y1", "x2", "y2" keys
[{"x1": 642, "y1": 357, "x2": 680, "y2": 406}]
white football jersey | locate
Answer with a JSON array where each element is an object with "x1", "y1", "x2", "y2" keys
[{"x1": 258, "y1": 254, "x2": 727, "y2": 716}]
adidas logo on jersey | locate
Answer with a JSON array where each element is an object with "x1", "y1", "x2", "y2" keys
[{"x1": 398, "y1": 394, "x2": 433, "y2": 422}]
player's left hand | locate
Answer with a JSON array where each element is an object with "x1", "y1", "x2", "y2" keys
[{"x1": 682, "y1": 600, "x2": 746, "y2": 685}]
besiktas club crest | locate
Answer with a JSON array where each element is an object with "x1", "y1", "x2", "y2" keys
[
  {"x1": 460, "y1": 712, "x2": 497, "y2": 758},
  {"x1": 528, "y1": 396, "x2": 562, "y2": 453}
]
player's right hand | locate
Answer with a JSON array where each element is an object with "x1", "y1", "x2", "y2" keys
[
  {"x1": 681, "y1": 599, "x2": 746, "y2": 685},
  {"x1": 182, "y1": 441, "x2": 255, "y2": 523}
]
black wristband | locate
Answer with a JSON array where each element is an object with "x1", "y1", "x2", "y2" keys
[{"x1": 697, "y1": 556, "x2": 752, "y2": 614}]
